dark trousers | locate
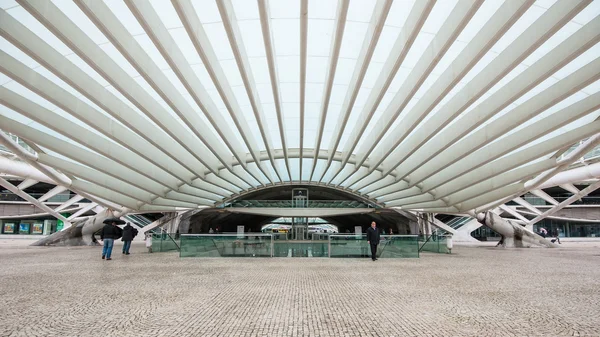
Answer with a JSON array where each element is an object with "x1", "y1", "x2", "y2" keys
[
  {"x1": 370, "y1": 243, "x2": 378, "y2": 260},
  {"x1": 123, "y1": 240, "x2": 132, "y2": 253}
]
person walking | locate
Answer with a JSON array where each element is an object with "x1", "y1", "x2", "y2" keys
[
  {"x1": 100, "y1": 220, "x2": 123, "y2": 260},
  {"x1": 121, "y1": 222, "x2": 138, "y2": 255},
  {"x1": 145, "y1": 233, "x2": 153, "y2": 253},
  {"x1": 366, "y1": 221, "x2": 380, "y2": 261}
]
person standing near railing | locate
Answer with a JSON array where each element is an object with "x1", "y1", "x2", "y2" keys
[
  {"x1": 366, "y1": 221, "x2": 380, "y2": 261},
  {"x1": 145, "y1": 233, "x2": 153, "y2": 253}
]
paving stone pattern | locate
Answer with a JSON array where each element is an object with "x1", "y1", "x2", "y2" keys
[{"x1": 1, "y1": 243, "x2": 599, "y2": 337}]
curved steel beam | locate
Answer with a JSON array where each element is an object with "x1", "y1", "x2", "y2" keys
[{"x1": 216, "y1": 182, "x2": 384, "y2": 209}]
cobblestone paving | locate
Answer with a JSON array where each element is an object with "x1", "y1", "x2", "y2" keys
[{"x1": 1, "y1": 243, "x2": 599, "y2": 337}]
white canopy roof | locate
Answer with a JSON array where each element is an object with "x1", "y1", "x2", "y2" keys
[{"x1": 0, "y1": 0, "x2": 599, "y2": 213}]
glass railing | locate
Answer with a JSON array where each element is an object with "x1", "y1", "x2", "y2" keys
[
  {"x1": 178, "y1": 233, "x2": 421, "y2": 258},
  {"x1": 418, "y1": 233, "x2": 449, "y2": 254},
  {"x1": 329, "y1": 235, "x2": 419, "y2": 258},
  {"x1": 180, "y1": 234, "x2": 273, "y2": 257},
  {"x1": 273, "y1": 240, "x2": 329, "y2": 257},
  {"x1": 152, "y1": 232, "x2": 180, "y2": 252}
]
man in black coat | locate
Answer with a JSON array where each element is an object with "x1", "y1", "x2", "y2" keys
[
  {"x1": 121, "y1": 223, "x2": 138, "y2": 255},
  {"x1": 366, "y1": 221, "x2": 380, "y2": 261},
  {"x1": 100, "y1": 221, "x2": 123, "y2": 260}
]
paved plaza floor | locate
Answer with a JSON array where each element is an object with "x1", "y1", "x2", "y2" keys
[{"x1": 1, "y1": 241, "x2": 599, "y2": 337}]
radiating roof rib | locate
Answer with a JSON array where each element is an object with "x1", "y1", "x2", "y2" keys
[
  {"x1": 307, "y1": 0, "x2": 349, "y2": 181},
  {"x1": 346, "y1": 0, "x2": 539, "y2": 190},
  {"x1": 14, "y1": 1, "x2": 232, "y2": 177},
  {"x1": 74, "y1": 0, "x2": 258, "y2": 187},
  {"x1": 376, "y1": 60, "x2": 600, "y2": 203},
  {"x1": 382, "y1": 106, "x2": 600, "y2": 205},
  {"x1": 0, "y1": 0, "x2": 598, "y2": 212},
  {"x1": 352, "y1": 0, "x2": 594, "y2": 194},
  {"x1": 299, "y1": 0, "x2": 308, "y2": 182},
  {"x1": 381, "y1": 107, "x2": 600, "y2": 208},
  {"x1": 0, "y1": 111, "x2": 223, "y2": 205},
  {"x1": 379, "y1": 0, "x2": 594, "y2": 181},
  {"x1": 331, "y1": 0, "x2": 485, "y2": 186},
  {"x1": 0, "y1": 132, "x2": 127, "y2": 212},
  {"x1": 325, "y1": 0, "x2": 434, "y2": 184},
  {"x1": 0, "y1": 52, "x2": 229, "y2": 198},
  {"x1": 172, "y1": 0, "x2": 273, "y2": 185},
  {"x1": 257, "y1": 0, "x2": 292, "y2": 181},
  {"x1": 0, "y1": 7, "x2": 245, "y2": 192},
  {"x1": 317, "y1": 0, "x2": 393, "y2": 183},
  {"x1": 375, "y1": 13, "x2": 600, "y2": 197},
  {"x1": 216, "y1": 0, "x2": 283, "y2": 183}
]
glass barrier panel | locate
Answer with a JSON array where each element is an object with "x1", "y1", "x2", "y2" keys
[
  {"x1": 418, "y1": 234, "x2": 449, "y2": 254},
  {"x1": 152, "y1": 233, "x2": 179, "y2": 252},
  {"x1": 329, "y1": 235, "x2": 419, "y2": 258},
  {"x1": 272, "y1": 241, "x2": 328, "y2": 257},
  {"x1": 180, "y1": 234, "x2": 273, "y2": 257}
]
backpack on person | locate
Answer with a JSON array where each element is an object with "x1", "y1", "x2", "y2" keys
[{"x1": 114, "y1": 226, "x2": 123, "y2": 240}]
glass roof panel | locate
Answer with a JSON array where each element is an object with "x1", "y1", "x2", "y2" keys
[
  {"x1": 2, "y1": 0, "x2": 598, "y2": 209},
  {"x1": 190, "y1": 0, "x2": 221, "y2": 24},
  {"x1": 52, "y1": 0, "x2": 109, "y2": 45},
  {"x1": 489, "y1": 4, "x2": 546, "y2": 54},
  {"x1": 104, "y1": 0, "x2": 145, "y2": 36},
  {"x1": 308, "y1": 0, "x2": 337, "y2": 20},
  {"x1": 203, "y1": 22, "x2": 235, "y2": 61},
  {"x1": 420, "y1": 0, "x2": 458, "y2": 34},
  {"x1": 338, "y1": 21, "x2": 368, "y2": 59},
  {"x1": 149, "y1": 0, "x2": 182, "y2": 29},
  {"x1": 307, "y1": 19, "x2": 334, "y2": 57},
  {"x1": 167, "y1": 28, "x2": 204, "y2": 65},
  {"x1": 272, "y1": 19, "x2": 300, "y2": 56},
  {"x1": 572, "y1": 0, "x2": 600, "y2": 25},
  {"x1": 237, "y1": 20, "x2": 266, "y2": 58},
  {"x1": 346, "y1": 0, "x2": 375, "y2": 23},
  {"x1": 0, "y1": 0, "x2": 17, "y2": 10},
  {"x1": 6, "y1": 6, "x2": 72, "y2": 55}
]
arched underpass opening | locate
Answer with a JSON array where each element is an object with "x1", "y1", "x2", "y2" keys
[
  {"x1": 178, "y1": 185, "x2": 416, "y2": 236},
  {"x1": 169, "y1": 185, "x2": 421, "y2": 258}
]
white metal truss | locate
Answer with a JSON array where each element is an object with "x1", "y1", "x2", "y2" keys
[
  {"x1": 0, "y1": 0, "x2": 598, "y2": 212},
  {"x1": 527, "y1": 180, "x2": 600, "y2": 226},
  {"x1": 0, "y1": 175, "x2": 71, "y2": 226}
]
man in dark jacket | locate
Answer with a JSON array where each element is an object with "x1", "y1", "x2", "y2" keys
[
  {"x1": 100, "y1": 221, "x2": 122, "y2": 260},
  {"x1": 366, "y1": 221, "x2": 380, "y2": 261},
  {"x1": 121, "y1": 223, "x2": 138, "y2": 255}
]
